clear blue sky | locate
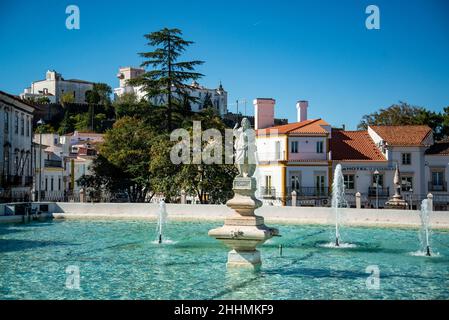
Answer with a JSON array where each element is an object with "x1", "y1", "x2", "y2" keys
[{"x1": 1, "y1": 0, "x2": 448, "y2": 129}]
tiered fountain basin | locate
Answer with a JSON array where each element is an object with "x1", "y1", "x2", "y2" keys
[{"x1": 1, "y1": 219, "x2": 448, "y2": 299}]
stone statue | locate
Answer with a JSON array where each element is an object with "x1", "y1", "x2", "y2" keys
[
  {"x1": 233, "y1": 118, "x2": 257, "y2": 177},
  {"x1": 393, "y1": 163, "x2": 401, "y2": 197}
]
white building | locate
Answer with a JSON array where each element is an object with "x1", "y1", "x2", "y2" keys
[
  {"x1": 254, "y1": 98, "x2": 449, "y2": 209},
  {"x1": 254, "y1": 98, "x2": 332, "y2": 206},
  {"x1": 21, "y1": 70, "x2": 94, "y2": 104},
  {"x1": 32, "y1": 131, "x2": 103, "y2": 201},
  {"x1": 114, "y1": 66, "x2": 228, "y2": 116},
  {"x1": 0, "y1": 91, "x2": 35, "y2": 202}
]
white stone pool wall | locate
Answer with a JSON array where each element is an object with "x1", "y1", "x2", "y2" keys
[
  {"x1": 1, "y1": 202, "x2": 448, "y2": 229},
  {"x1": 42, "y1": 202, "x2": 449, "y2": 230}
]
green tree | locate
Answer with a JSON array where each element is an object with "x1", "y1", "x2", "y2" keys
[
  {"x1": 113, "y1": 92, "x2": 151, "y2": 119},
  {"x1": 78, "y1": 155, "x2": 131, "y2": 198},
  {"x1": 358, "y1": 101, "x2": 447, "y2": 140},
  {"x1": 58, "y1": 111, "x2": 75, "y2": 135},
  {"x1": 175, "y1": 108, "x2": 238, "y2": 204},
  {"x1": 86, "y1": 83, "x2": 112, "y2": 105},
  {"x1": 127, "y1": 28, "x2": 204, "y2": 131},
  {"x1": 60, "y1": 92, "x2": 75, "y2": 104},
  {"x1": 202, "y1": 92, "x2": 214, "y2": 110},
  {"x1": 35, "y1": 123, "x2": 55, "y2": 134},
  {"x1": 441, "y1": 106, "x2": 449, "y2": 140},
  {"x1": 100, "y1": 116, "x2": 156, "y2": 201},
  {"x1": 36, "y1": 96, "x2": 51, "y2": 104}
]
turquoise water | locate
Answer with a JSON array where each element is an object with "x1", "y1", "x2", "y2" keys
[{"x1": 1, "y1": 219, "x2": 448, "y2": 300}]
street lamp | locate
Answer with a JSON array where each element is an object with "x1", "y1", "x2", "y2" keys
[
  {"x1": 59, "y1": 151, "x2": 64, "y2": 201},
  {"x1": 37, "y1": 119, "x2": 45, "y2": 202},
  {"x1": 374, "y1": 170, "x2": 380, "y2": 209},
  {"x1": 409, "y1": 188, "x2": 413, "y2": 210}
]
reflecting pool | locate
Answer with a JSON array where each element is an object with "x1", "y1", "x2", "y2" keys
[{"x1": 1, "y1": 220, "x2": 448, "y2": 299}]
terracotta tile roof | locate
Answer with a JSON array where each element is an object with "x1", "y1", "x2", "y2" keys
[
  {"x1": 257, "y1": 119, "x2": 330, "y2": 135},
  {"x1": 370, "y1": 125, "x2": 432, "y2": 146},
  {"x1": 425, "y1": 141, "x2": 449, "y2": 155},
  {"x1": 331, "y1": 129, "x2": 386, "y2": 161}
]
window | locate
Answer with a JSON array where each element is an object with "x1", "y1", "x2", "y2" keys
[
  {"x1": 344, "y1": 174, "x2": 355, "y2": 190},
  {"x1": 402, "y1": 153, "x2": 411, "y2": 165},
  {"x1": 58, "y1": 177, "x2": 61, "y2": 191},
  {"x1": 315, "y1": 175, "x2": 325, "y2": 191},
  {"x1": 26, "y1": 117, "x2": 30, "y2": 137},
  {"x1": 291, "y1": 141, "x2": 298, "y2": 153},
  {"x1": 265, "y1": 175, "x2": 272, "y2": 188},
  {"x1": 14, "y1": 112, "x2": 19, "y2": 134},
  {"x1": 401, "y1": 176, "x2": 413, "y2": 192},
  {"x1": 4, "y1": 111, "x2": 9, "y2": 133},
  {"x1": 20, "y1": 115, "x2": 24, "y2": 135},
  {"x1": 316, "y1": 141, "x2": 324, "y2": 153},
  {"x1": 372, "y1": 173, "x2": 384, "y2": 188},
  {"x1": 45, "y1": 178, "x2": 48, "y2": 191},
  {"x1": 432, "y1": 171, "x2": 444, "y2": 186},
  {"x1": 3, "y1": 147, "x2": 10, "y2": 175},
  {"x1": 291, "y1": 175, "x2": 300, "y2": 190},
  {"x1": 264, "y1": 175, "x2": 272, "y2": 196}
]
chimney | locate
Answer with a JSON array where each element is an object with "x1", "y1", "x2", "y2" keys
[
  {"x1": 296, "y1": 100, "x2": 308, "y2": 122},
  {"x1": 254, "y1": 98, "x2": 275, "y2": 130}
]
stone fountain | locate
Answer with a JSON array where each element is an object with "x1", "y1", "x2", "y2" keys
[
  {"x1": 208, "y1": 118, "x2": 279, "y2": 270},
  {"x1": 385, "y1": 163, "x2": 407, "y2": 209}
]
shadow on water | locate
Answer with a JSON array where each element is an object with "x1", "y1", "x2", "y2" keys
[
  {"x1": 0, "y1": 239, "x2": 72, "y2": 253},
  {"x1": 209, "y1": 271, "x2": 260, "y2": 300},
  {"x1": 0, "y1": 227, "x2": 25, "y2": 236},
  {"x1": 263, "y1": 265, "x2": 447, "y2": 283}
]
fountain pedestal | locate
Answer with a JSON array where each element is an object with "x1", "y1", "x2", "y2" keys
[
  {"x1": 208, "y1": 177, "x2": 279, "y2": 269},
  {"x1": 384, "y1": 193, "x2": 408, "y2": 210},
  {"x1": 384, "y1": 163, "x2": 408, "y2": 210}
]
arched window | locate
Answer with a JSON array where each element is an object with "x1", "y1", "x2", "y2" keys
[{"x1": 4, "y1": 109, "x2": 9, "y2": 134}]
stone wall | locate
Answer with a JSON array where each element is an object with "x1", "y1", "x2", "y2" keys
[{"x1": 46, "y1": 202, "x2": 449, "y2": 229}]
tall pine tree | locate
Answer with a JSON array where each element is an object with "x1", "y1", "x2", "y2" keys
[{"x1": 128, "y1": 28, "x2": 204, "y2": 130}]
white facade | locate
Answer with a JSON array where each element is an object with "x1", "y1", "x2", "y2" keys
[
  {"x1": 21, "y1": 70, "x2": 94, "y2": 104},
  {"x1": 335, "y1": 127, "x2": 449, "y2": 209},
  {"x1": 32, "y1": 131, "x2": 101, "y2": 200},
  {"x1": 254, "y1": 98, "x2": 449, "y2": 209},
  {"x1": 0, "y1": 91, "x2": 35, "y2": 200},
  {"x1": 114, "y1": 66, "x2": 228, "y2": 116},
  {"x1": 254, "y1": 98, "x2": 332, "y2": 206}
]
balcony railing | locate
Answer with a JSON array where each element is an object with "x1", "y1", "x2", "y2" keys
[
  {"x1": 428, "y1": 181, "x2": 447, "y2": 192},
  {"x1": 260, "y1": 186, "x2": 276, "y2": 198},
  {"x1": 44, "y1": 159, "x2": 63, "y2": 168},
  {"x1": 1, "y1": 175, "x2": 22, "y2": 187},
  {"x1": 288, "y1": 187, "x2": 331, "y2": 198},
  {"x1": 368, "y1": 187, "x2": 390, "y2": 197}
]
